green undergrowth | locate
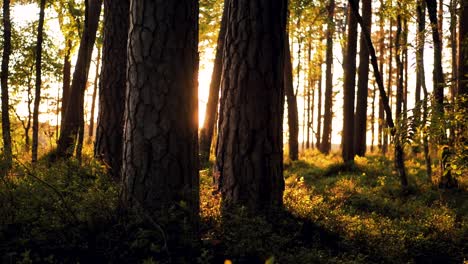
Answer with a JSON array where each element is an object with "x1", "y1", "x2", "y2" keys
[{"x1": 0, "y1": 149, "x2": 467, "y2": 263}]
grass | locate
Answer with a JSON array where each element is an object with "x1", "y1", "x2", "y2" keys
[{"x1": 0, "y1": 148, "x2": 467, "y2": 263}]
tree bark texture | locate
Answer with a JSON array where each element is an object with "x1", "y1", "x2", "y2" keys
[
  {"x1": 216, "y1": 0, "x2": 287, "y2": 212},
  {"x1": 57, "y1": 0, "x2": 102, "y2": 157},
  {"x1": 284, "y1": 34, "x2": 299, "y2": 161},
  {"x1": 1, "y1": 0, "x2": 13, "y2": 169},
  {"x1": 342, "y1": 0, "x2": 359, "y2": 163},
  {"x1": 354, "y1": 0, "x2": 371, "y2": 157},
  {"x1": 320, "y1": 0, "x2": 335, "y2": 154},
  {"x1": 199, "y1": 1, "x2": 227, "y2": 165},
  {"x1": 122, "y1": 0, "x2": 199, "y2": 257},
  {"x1": 32, "y1": 0, "x2": 46, "y2": 163},
  {"x1": 95, "y1": 0, "x2": 129, "y2": 179}
]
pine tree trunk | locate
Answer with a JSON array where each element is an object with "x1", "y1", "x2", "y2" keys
[
  {"x1": 449, "y1": 0, "x2": 457, "y2": 100},
  {"x1": 88, "y1": 47, "x2": 101, "y2": 141},
  {"x1": 285, "y1": 34, "x2": 299, "y2": 160},
  {"x1": 378, "y1": 2, "x2": 385, "y2": 152},
  {"x1": 342, "y1": 0, "x2": 359, "y2": 163},
  {"x1": 199, "y1": 2, "x2": 227, "y2": 164},
  {"x1": 122, "y1": 0, "x2": 199, "y2": 259},
  {"x1": 57, "y1": 0, "x2": 102, "y2": 158},
  {"x1": 354, "y1": 0, "x2": 371, "y2": 157},
  {"x1": 216, "y1": 0, "x2": 287, "y2": 212},
  {"x1": 95, "y1": 0, "x2": 129, "y2": 179},
  {"x1": 316, "y1": 61, "x2": 322, "y2": 149},
  {"x1": 320, "y1": 0, "x2": 335, "y2": 154},
  {"x1": 1, "y1": 0, "x2": 13, "y2": 170},
  {"x1": 459, "y1": 0, "x2": 468, "y2": 96}
]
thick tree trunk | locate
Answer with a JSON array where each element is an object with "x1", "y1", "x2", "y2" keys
[
  {"x1": 199, "y1": 2, "x2": 227, "y2": 164},
  {"x1": 284, "y1": 34, "x2": 299, "y2": 160},
  {"x1": 458, "y1": 1, "x2": 468, "y2": 96},
  {"x1": 320, "y1": 0, "x2": 335, "y2": 154},
  {"x1": 216, "y1": 0, "x2": 287, "y2": 212},
  {"x1": 32, "y1": 0, "x2": 46, "y2": 163},
  {"x1": 354, "y1": 0, "x2": 371, "y2": 157},
  {"x1": 122, "y1": 0, "x2": 199, "y2": 259},
  {"x1": 88, "y1": 47, "x2": 101, "y2": 141},
  {"x1": 57, "y1": 0, "x2": 102, "y2": 157},
  {"x1": 95, "y1": 0, "x2": 129, "y2": 179},
  {"x1": 342, "y1": 0, "x2": 359, "y2": 163},
  {"x1": 1, "y1": 0, "x2": 13, "y2": 170}
]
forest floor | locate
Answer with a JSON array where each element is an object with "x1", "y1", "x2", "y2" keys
[{"x1": 0, "y1": 149, "x2": 467, "y2": 263}]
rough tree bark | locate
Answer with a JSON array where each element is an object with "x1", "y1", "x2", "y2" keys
[
  {"x1": 122, "y1": 0, "x2": 199, "y2": 259},
  {"x1": 284, "y1": 34, "x2": 299, "y2": 161},
  {"x1": 354, "y1": 0, "x2": 371, "y2": 157},
  {"x1": 95, "y1": 0, "x2": 128, "y2": 179},
  {"x1": 1, "y1": 0, "x2": 13, "y2": 169},
  {"x1": 216, "y1": 0, "x2": 287, "y2": 212},
  {"x1": 342, "y1": 0, "x2": 359, "y2": 163},
  {"x1": 199, "y1": 2, "x2": 227, "y2": 164},
  {"x1": 32, "y1": 0, "x2": 46, "y2": 163},
  {"x1": 56, "y1": 0, "x2": 102, "y2": 157},
  {"x1": 320, "y1": 0, "x2": 335, "y2": 154}
]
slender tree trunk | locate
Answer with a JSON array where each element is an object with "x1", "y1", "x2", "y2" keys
[
  {"x1": 57, "y1": 0, "x2": 102, "y2": 158},
  {"x1": 342, "y1": 0, "x2": 359, "y2": 163},
  {"x1": 1, "y1": 0, "x2": 13, "y2": 170},
  {"x1": 320, "y1": 0, "x2": 335, "y2": 154},
  {"x1": 309, "y1": 78, "x2": 315, "y2": 149},
  {"x1": 88, "y1": 47, "x2": 101, "y2": 141},
  {"x1": 95, "y1": 0, "x2": 129, "y2": 179},
  {"x1": 416, "y1": 0, "x2": 432, "y2": 180},
  {"x1": 61, "y1": 40, "x2": 72, "y2": 131},
  {"x1": 123, "y1": 0, "x2": 199, "y2": 259},
  {"x1": 371, "y1": 83, "x2": 376, "y2": 152},
  {"x1": 316, "y1": 61, "x2": 322, "y2": 149},
  {"x1": 378, "y1": 0, "x2": 385, "y2": 153},
  {"x1": 199, "y1": 2, "x2": 227, "y2": 164},
  {"x1": 354, "y1": 0, "x2": 371, "y2": 157},
  {"x1": 383, "y1": 19, "x2": 393, "y2": 155},
  {"x1": 349, "y1": 0, "x2": 408, "y2": 188},
  {"x1": 306, "y1": 43, "x2": 312, "y2": 150},
  {"x1": 403, "y1": 19, "x2": 409, "y2": 121},
  {"x1": 449, "y1": 0, "x2": 457, "y2": 100},
  {"x1": 285, "y1": 34, "x2": 299, "y2": 160},
  {"x1": 216, "y1": 0, "x2": 287, "y2": 212}
]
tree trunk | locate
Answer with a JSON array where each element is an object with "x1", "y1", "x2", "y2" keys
[
  {"x1": 342, "y1": 0, "x2": 359, "y2": 163},
  {"x1": 449, "y1": 0, "x2": 457, "y2": 100},
  {"x1": 61, "y1": 40, "x2": 72, "y2": 131},
  {"x1": 95, "y1": 0, "x2": 129, "y2": 179},
  {"x1": 32, "y1": 0, "x2": 46, "y2": 163},
  {"x1": 416, "y1": 0, "x2": 432, "y2": 180},
  {"x1": 354, "y1": 0, "x2": 371, "y2": 157},
  {"x1": 458, "y1": 1, "x2": 468, "y2": 96},
  {"x1": 199, "y1": 2, "x2": 227, "y2": 164},
  {"x1": 306, "y1": 43, "x2": 312, "y2": 150},
  {"x1": 56, "y1": 0, "x2": 102, "y2": 158},
  {"x1": 384, "y1": 19, "x2": 394, "y2": 155},
  {"x1": 1, "y1": 0, "x2": 13, "y2": 170},
  {"x1": 320, "y1": 0, "x2": 335, "y2": 154},
  {"x1": 348, "y1": 0, "x2": 408, "y2": 188},
  {"x1": 285, "y1": 34, "x2": 299, "y2": 160},
  {"x1": 216, "y1": 0, "x2": 287, "y2": 212},
  {"x1": 378, "y1": 2, "x2": 385, "y2": 152},
  {"x1": 88, "y1": 47, "x2": 101, "y2": 141},
  {"x1": 122, "y1": 0, "x2": 199, "y2": 259},
  {"x1": 316, "y1": 61, "x2": 322, "y2": 149},
  {"x1": 371, "y1": 83, "x2": 376, "y2": 152}
]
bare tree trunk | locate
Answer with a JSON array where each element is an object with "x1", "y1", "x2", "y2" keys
[
  {"x1": 459, "y1": 0, "x2": 468, "y2": 96},
  {"x1": 371, "y1": 83, "x2": 376, "y2": 152},
  {"x1": 122, "y1": 0, "x2": 199, "y2": 259},
  {"x1": 60, "y1": 40, "x2": 72, "y2": 131},
  {"x1": 342, "y1": 0, "x2": 359, "y2": 163},
  {"x1": 349, "y1": 0, "x2": 408, "y2": 188},
  {"x1": 449, "y1": 0, "x2": 457, "y2": 100},
  {"x1": 56, "y1": 0, "x2": 102, "y2": 158},
  {"x1": 354, "y1": 0, "x2": 371, "y2": 157},
  {"x1": 88, "y1": 47, "x2": 101, "y2": 141},
  {"x1": 216, "y1": 0, "x2": 287, "y2": 212},
  {"x1": 199, "y1": 2, "x2": 227, "y2": 164},
  {"x1": 320, "y1": 0, "x2": 335, "y2": 154},
  {"x1": 1, "y1": 0, "x2": 13, "y2": 170},
  {"x1": 285, "y1": 34, "x2": 299, "y2": 160},
  {"x1": 316, "y1": 61, "x2": 322, "y2": 149}
]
